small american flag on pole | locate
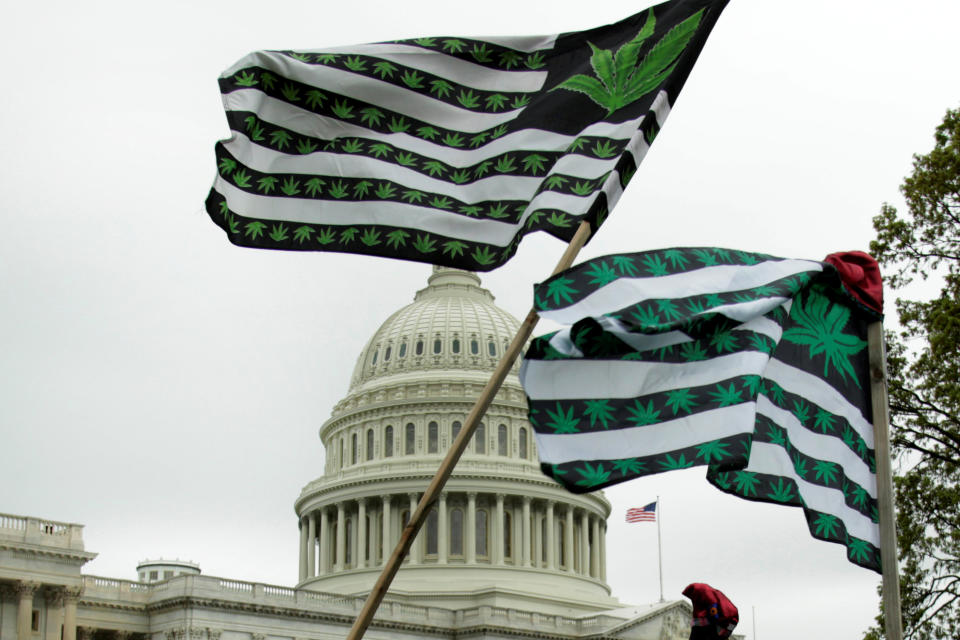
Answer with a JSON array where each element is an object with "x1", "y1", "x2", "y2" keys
[{"x1": 626, "y1": 502, "x2": 657, "y2": 523}]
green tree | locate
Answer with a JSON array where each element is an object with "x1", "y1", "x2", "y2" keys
[{"x1": 864, "y1": 107, "x2": 960, "y2": 640}]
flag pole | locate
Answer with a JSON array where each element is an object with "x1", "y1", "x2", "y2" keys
[
  {"x1": 345, "y1": 220, "x2": 594, "y2": 640},
  {"x1": 867, "y1": 321, "x2": 903, "y2": 640},
  {"x1": 656, "y1": 496, "x2": 664, "y2": 602}
]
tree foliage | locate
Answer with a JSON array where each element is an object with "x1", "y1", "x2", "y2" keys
[{"x1": 865, "y1": 108, "x2": 960, "y2": 640}]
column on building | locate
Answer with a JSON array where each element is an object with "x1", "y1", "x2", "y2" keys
[
  {"x1": 299, "y1": 515, "x2": 309, "y2": 581},
  {"x1": 494, "y1": 494, "x2": 505, "y2": 565},
  {"x1": 590, "y1": 515, "x2": 601, "y2": 578},
  {"x1": 514, "y1": 501, "x2": 523, "y2": 566},
  {"x1": 16, "y1": 581, "x2": 37, "y2": 640},
  {"x1": 407, "y1": 493, "x2": 420, "y2": 564},
  {"x1": 319, "y1": 508, "x2": 330, "y2": 574},
  {"x1": 466, "y1": 492, "x2": 477, "y2": 564},
  {"x1": 308, "y1": 512, "x2": 318, "y2": 578},
  {"x1": 546, "y1": 501, "x2": 556, "y2": 570},
  {"x1": 438, "y1": 492, "x2": 448, "y2": 563},
  {"x1": 521, "y1": 496, "x2": 532, "y2": 567},
  {"x1": 532, "y1": 502, "x2": 542, "y2": 568},
  {"x1": 357, "y1": 498, "x2": 367, "y2": 569},
  {"x1": 564, "y1": 507, "x2": 575, "y2": 573},
  {"x1": 580, "y1": 511, "x2": 590, "y2": 576},
  {"x1": 336, "y1": 503, "x2": 346, "y2": 572},
  {"x1": 44, "y1": 587, "x2": 64, "y2": 640},
  {"x1": 600, "y1": 520, "x2": 607, "y2": 581},
  {"x1": 381, "y1": 495, "x2": 392, "y2": 566},
  {"x1": 63, "y1": 587, "x2": 83, "y2": 640}
]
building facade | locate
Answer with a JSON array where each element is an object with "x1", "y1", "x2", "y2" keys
[{"x1": 0, "y1": 268, "x2": 709, "y2": 640}]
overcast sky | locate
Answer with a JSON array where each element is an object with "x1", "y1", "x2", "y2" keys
[{"x1": 2, "y1": 1, "x2": 957, "y2": 639}]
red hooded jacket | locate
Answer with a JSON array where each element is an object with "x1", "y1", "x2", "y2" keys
[{"x1": 682, "y1": 583, "x2": 739, "y2": 638}]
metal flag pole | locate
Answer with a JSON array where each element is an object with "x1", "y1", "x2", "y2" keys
[
  {"x1": 344, "y1": 221, "x2": 594, "y2": 640},
  {"x1": 657, "y1": 495, "x2": 664, "y2": 602},
  {"x1": 867, "y1": 321, "x2": 904, "y2": 640}
]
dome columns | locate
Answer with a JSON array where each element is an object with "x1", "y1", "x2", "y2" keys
[{"x1": 297, "y1": 493, "x2": 608, "y2": 588}]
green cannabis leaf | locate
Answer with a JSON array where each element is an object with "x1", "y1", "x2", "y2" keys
[{"x1": 552, "y1": 8, "x2": 704, "y2": 115}]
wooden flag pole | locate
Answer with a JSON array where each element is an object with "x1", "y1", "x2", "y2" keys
[
  {"x1": 867, "y1": 321, "x2": 904, "y2": 640},
  {"x1": 344, "y1": 221, "x2": 594, "y2": 640}
]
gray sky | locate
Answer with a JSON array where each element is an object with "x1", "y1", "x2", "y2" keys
[{"x1": 2, "y1": 1, "x2": 957, "y2": 639}]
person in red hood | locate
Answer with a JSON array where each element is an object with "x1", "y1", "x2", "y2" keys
[{"x1": 682, "y1": 583, "x2": 739, "y2": 639}]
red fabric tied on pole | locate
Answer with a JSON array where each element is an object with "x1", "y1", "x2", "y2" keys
[
  {"x1": 682, "y1": 583, "x2": 739, "y2": 638},
  {"x1": 824, "y1": 251, "x2": 883, "y2": 314}
]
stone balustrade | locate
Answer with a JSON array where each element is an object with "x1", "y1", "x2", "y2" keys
[
  {"x1": 79, "y1": 574, "x2": 638, "y2": 635},
  {"x1": 0, "y1": 512, "x2": 86, "y2": 551}
]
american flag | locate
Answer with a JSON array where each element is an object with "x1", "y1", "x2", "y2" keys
[{"x1": 626, "y1": 502, "x2": 657, "y2": 523}]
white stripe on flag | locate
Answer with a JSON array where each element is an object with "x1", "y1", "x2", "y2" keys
[
  {"x1": 223, "y1": 89, "x2": 647, "y2": 160},
  {"x1": 533, "y1": 403, "x2": 756, "y2": 464},
  {"x1": 538, "y1": 260, "x2": 825, "y2": 326},
  {"x1": 222, "y1": 46, "x2": 550, "y2": 93},
  {"x1": 519, "y1": 351, "x2": 771, "y2": 400},
  {"x1": 707, "y1": 298, "x2": 790, "y2": 324},
  {"x1": 764, "y1": 359, "x2": 875, "y2": 448},
  {"x1": 213, "y1": 173, "x2": 610, "y2": 242},
  {"x1": 222, "y1": 66, "x2": 519, "y2": 132},
  {"x1": 745, "y1": 443, "x2": 880, "y2": 545},
  {"x1": 212, "y1": 180, "x2": 522, "y2": 245},
  {"x1": 756, "y1": 397, "x2": 877, "y2": 497}
]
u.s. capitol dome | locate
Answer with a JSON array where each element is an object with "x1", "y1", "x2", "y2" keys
[{"x1": 294, "y1": 267, "x2": 617, "y2": 614}]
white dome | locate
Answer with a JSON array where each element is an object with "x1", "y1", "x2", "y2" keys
[
  {"x1": 348, "y1": 267, "x2": 522, "y2": 391},
  {"x1": 295, "y1": 267, "x2": 615, "y2": 615}
]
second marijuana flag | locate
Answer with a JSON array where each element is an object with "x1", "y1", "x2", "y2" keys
[{"x1": 519, "y1": 248, "x2": 885, "y2": 571}]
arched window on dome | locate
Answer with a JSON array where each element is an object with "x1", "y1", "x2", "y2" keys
[
  {"x1": 518, "y1": 427, "x2": 528, "y2": 459},
  {"x1": 433, "y1": 336, "x2": 442, "y2": 354},
  {"x1": 384, "y1": 345, "x2": 392, "y2": 362},
  {"x1": 371, "y1": 348, "x2": 378, "y2": 365},
  {"x1": 451, "y1": 421, "x2": 461, "y2": 442},
  {"x1": 450, "y1": 508, "x2": 464, "y2": 557},
  {"x1": 366, "y1": 428, "x2": 374, "y2": 461},
  {"x1": 476, "y1": 508, "x2": 488, "y2": 558},
  {"x1": 503, "y1": 511, "x2": 513, "y2": 561},
  {"x1": 351, "y1": 433, "x2": 358, "y2": 465},
  {"x1": 405, "y1": 423, "x2": 415, "y2": 455},
  {"x1": 398, "y1": 341, "x2": 407, "y2": 358},
  {"x1": 497, "y1": 424, "x2": 508, "y2": 456},
  {"x1": 415, "y1": 339, "x2": 424, "y2": 356},
  {"x1": 474, "y1": 422, "x2": 486, "y2": 454},
  {"x1": 426, "y1": 508, "x2": 438, "y2": 557},
  {"x1": 384, "y1": 425, "x2": 394, "y2": 458},
  {"x1": 488, "y1": 339, "x2": 497, "y2": 356},
  {"x1": 428, "y1": 421, "x2": 438, "y2": 453},
  {"x1": 339, "y1": 438, "x2": 344, "y2": 469},
  {"x1": 452, "y1": 337, "x2": 460, "y2": 354},
  {"x1": 470, "y1": 337, "x2": 479, "y2": 355}
]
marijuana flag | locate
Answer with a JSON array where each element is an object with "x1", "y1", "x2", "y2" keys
[
  {"x1": 206, "y1": 0, "x2": 728, "y2": 270},
  {"x1": 518, "y1": 248, "x2": 885, "y2": 571}
]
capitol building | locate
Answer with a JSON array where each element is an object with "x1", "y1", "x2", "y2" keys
[{"x1": 0, "y1": 269, "x2": 701, "y2": 640}]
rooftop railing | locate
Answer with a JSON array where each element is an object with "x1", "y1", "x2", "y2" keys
[
  {"x1": 80, "y1": 573, "x2": 638, "y2": 634},
  {"x1": 0, "y1": 513, "x2": 86, "y2": 550}
]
